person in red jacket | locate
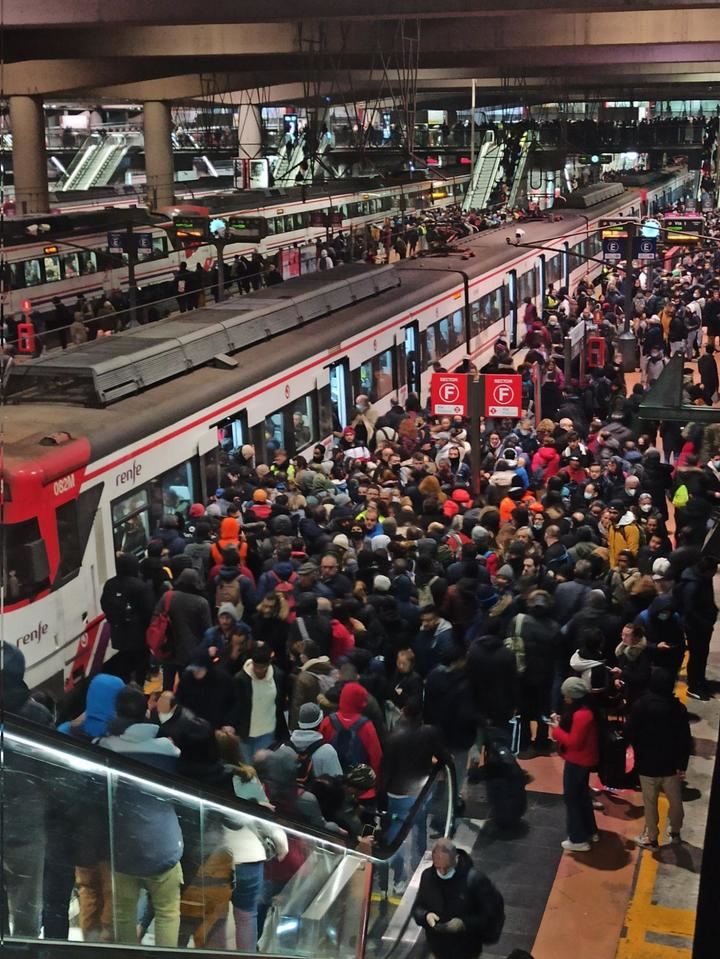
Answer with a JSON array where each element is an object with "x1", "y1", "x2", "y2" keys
[
  {"x1": 550, "y1": 677, "x2": 600, "y2": 854},
  {"x1": 531, "y1": 439, "x2": 560, "y2": 484},
  {"x1": 319, "y1": 682, "x2": 382, "y2": 799}
]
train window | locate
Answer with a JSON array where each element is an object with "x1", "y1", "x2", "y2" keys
[
  {"x1": 357, "y1": 348, "x2": 394, "y2": 402},
  {"x1": 62, "y1": 253, "x2": 80, "y2": 278},
  {"x1": 112, "y1": 489, "x2": 150, "y2": 554},
  {"x1": 24, "y1": 259, "x2": 43, "y2": 287},
  {"x1": 44, "y1": 255, "x2": 61, "y2": 283},
  {"x1": 265, "y1": 393, "x2": 317, "y2": 458},
  {"x1": 151, "y1": 462, "x2": 195, "y2": 528},
  {"x1": 291, "y1": 395, "x2": 315, "y2": 450},
  {"x1": 423, "y1": 325, "x2": 438, "y2": 367},
  {"x1": 56, "y1": 500, "x2": 83, "y2": 579},
  {"x1": 449, "y1": 309, "x2": 465, "y2": 350},
  {"x1": 436, "y1": 318, "x2": 451, "y2": 357},
  {"x1": 470, "y1": 300, "x2": 482, "y2": 337},
  {"x1": 7, "y1": 262, "x2": 24, "y2": 289},
  {"x1": 517, "y1": 269, "x2": 536, "y2": 303},
  {"x1": 266, "y1": 218, "x2": 277, "y2": 236},
  {"x1": 1, "y1": 517, "x2": 50, "y2": 601},
  {"x1": 546, "y1": 254, "x2": 561, "y2": 286}
]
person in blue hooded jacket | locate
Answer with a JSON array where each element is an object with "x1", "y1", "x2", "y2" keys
[{"x1": 44, "y1": 674, "x2": 125, "y2": 941}]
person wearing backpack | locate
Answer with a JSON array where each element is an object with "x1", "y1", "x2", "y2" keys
[
  {"x1": 100, "y1": 553, "x2": 155, "y2": 684},
  {"x1": 158, "y1": 568, "x2": 213, "y2": 691},
  {"x1": 277, "y1": 703, "x2": 343, "y2": 786},
  {"x1": 413, "y1": 838, "x2": 505, "y2": 959},
  {"x1": 183, "y1": 521, "x2": 213, "y2": 580},
  {"x1": 509, "y1": 590, "x2": 560, "y2": 756},
  {"x1": 289, "y1": 640, "x2": 338, "y2": 729},
  {"x1": 319, "y1": 681, "x2": 382, "y2": 799}
]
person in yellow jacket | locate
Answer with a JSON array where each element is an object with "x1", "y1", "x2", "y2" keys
[{"x1": 607, "y1": 500, "x2": 641, "y2": 568}]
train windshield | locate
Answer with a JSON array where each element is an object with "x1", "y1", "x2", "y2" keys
[{"x1": 0, "y1": 517, "x2": 50, "y2": 602}]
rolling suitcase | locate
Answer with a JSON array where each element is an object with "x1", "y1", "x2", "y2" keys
[{"x1": 484, "y1": 737, "x2": 527, "y2": 828}]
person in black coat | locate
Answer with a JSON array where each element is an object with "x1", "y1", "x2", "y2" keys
[
  {"x1": 424, "y1": 646, "x2": 477, "y2": 803},
  {"x1": 698, "y1": 345, "x2": 719, "y2": 404},
  {"x1": 465, "y1": 633, "x2": 518, "y2": 744},
  {"x1": 626, "y1": 670, "x2": 692, "y2": 847},
  {"x1": 413, "y1": 839, "x2": 504, "y2": 959},
  {"x1": 100, "y1": 553, "x2": 154, "y2": 684},
  {"x1": 152, "y1": 691, "x2": 211, "y2": 755},
  {"x1": 641, "y1": 449, "x2": 673, "y2": 520},
  {"x1": 611, "y1": 624, "x2": 652, "y2": 706},
  {"x1": 174, "y1": 651, "x2": 238, "y2": 730},
  {"x1": 674, "y1": 555, "x2": 719, "y2": 699}
]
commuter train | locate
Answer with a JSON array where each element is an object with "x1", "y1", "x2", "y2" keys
[
  {"x1": 0, "y1": 170, "x2": 697, "y2": 692},
  {"x1": 0, "y1": 174, "x2": 469, "y2": 321}
]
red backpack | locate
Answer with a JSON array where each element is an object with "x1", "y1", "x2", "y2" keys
[
  {"x1": 269, "y1": 570, "x2": 298, "y2": 622},
  {"x1": 145, "y1": 591, "x2": 175, "y2": 661}
]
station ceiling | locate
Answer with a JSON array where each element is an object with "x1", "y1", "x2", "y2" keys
[{"x1": 6, "y1": 1, "x2": 720, "y2": 109}]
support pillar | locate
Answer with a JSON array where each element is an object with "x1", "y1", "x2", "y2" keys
[
  {"x1": 9, "y1": 96, "x2": 49, "y2": 214},
  {"x1": 143, "y1": 101, "x2": 174, "y2": 210},
  {"x1": 237, "y1": 102, "x2": 263, "y2": 159}
]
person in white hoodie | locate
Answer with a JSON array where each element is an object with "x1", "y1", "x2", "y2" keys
[
  {"x1": 569, "y1": 631, "x2": 611, "y2": 697},
  {"x1": 276, "y1": 703, "x2": 343, "y2": 782}
]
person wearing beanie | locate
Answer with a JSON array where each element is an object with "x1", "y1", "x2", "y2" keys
[
  {"x1": 99, "y1": 686, "x2": 183, "y2": 946},
  {"x1": 227, "y1": 644, "x2": 289, "y2": 760},
  {"x1": 277, "y1": 702, "x2": 343, "y2": 780},
  {"x1": 373, "y1": 574, "x2": 392, "y2": 593},
  {"x1": 188, "y1": 503, "x2": 206, "y2": 519},
  {"x1": 175, "y1": 648, "x2": 238, "y2": 730},
  {"x1": 495, "y1": 564, "x2": 515, "y2": 584},
  {"x1": 549, "y1": 677, "x2": 600, "y2": 854},
  {"x1": 319, "y1": 682, "x2": 383, "y2": 797}
]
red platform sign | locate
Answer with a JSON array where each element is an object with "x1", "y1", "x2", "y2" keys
[
  {"x1": 431, "y1": 372, "x2": 468, "y2": 416},
  {"x1": 484, "y1": 373, "x2": 522, "y2": 418}
]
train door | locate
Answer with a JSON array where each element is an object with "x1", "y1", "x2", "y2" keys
[
  {"x1": 537, "y1": 255, "x2": 546, "y2": 314},
  {"x1": 563, "y1": 242, "x2": 570, "y2": 289},
  {"x1": 329, "y1": 358, "x2": 351, "y2": 431},
  {"x1": 506, "y1": 271, "x2": 518, "y2": 348},
  {"x1": 397, "y1": 321, "x2": 421, "y2": 404}
]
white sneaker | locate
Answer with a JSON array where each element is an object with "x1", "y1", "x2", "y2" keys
[
  {"x1": 634, "y1": 833, "x2": 658, "y2": 849},
  {"x1": 592, "y1": 833, "x2": 601, "y2": 843},
  {"x1": 561, "y1": 839, "x2": 591, "y2": 853}
]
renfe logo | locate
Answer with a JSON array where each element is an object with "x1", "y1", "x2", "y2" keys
[
  {"x1": 116, "y1": 461, "x2": 142, "y2": 487},
  {"x1": 15, "y1": 622, "x2": 49, "y2": 647},
  {"x1": 53, "y1": 474, "x2": 76, "y2": 496}
]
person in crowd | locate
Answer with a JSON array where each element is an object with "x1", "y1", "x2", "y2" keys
[
  {"x1": 100, "y1": 553, "x2": 154, "y2": 684},
  {"x1": 550, "y1": 677, "x2": 600, "y2": 854},
  {"x1": 627, "y1": 669, "x2": 693, "y2": 849},
  {"x1": 413, "y1": 838, "x2": 504, "y2": 959},
  {"x1": 99, "y1": 686, "x2": 184, "y2": 947},
  {"x1": 228, "y1": 644, "x2": 289, "y2": 761}
]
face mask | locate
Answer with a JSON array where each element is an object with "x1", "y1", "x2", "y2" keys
[
  {"x1": 584, "y1": 491, "x2": 593, "y2": 500},
  {"x1": 640, "y1": 503, "x2": 652, "y2": 513},
  {"x1": 714, "y1": 460, "x2": 720, "y2": 470},
  {"x1": 356, "y1": 404, "x2": 367, "y2": 413},
  {"x1": 626, "y1": 488, "x2": 637, "y2": 497},
  {"x1": 533, "y1": 521, "x2": 545, "y2": 530},
  {"x1": 437, "y1": 868, "x2": 456, "y2": 881}
]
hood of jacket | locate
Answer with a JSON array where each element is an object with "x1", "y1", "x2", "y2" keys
[
  {"x1": 175, "y1": 567, "x2": 205, "y2": 592},
  {"x1": 615, "y1": 637, "x2": 648, "y2": 662},
  {"x1": 301, "y1": 655, "x2": 334, "y2": 674},
  {"x1": 570, "y1": 651, "x2": 605, "y2": 673},
  {"x1": 219, "y1": 517, "x2": 240, "y2": 541},
  {"x1": 108, "y1": 722, "x2": 175, "y2": 746},
  {"x1": 290, "y1": 728, "x2": 324, "y2": 750},
  {"x1": 82, "y1": 674, "x2": 125, "y2": 738},
  {"x1": 243, "y1": 658, "x2": 275, "y2": 684},
  {"x1": 339, "y1": 681, "x2": 368, "y2": 716},
  {"x1": 1, "y1": 642, "x2": 31, "y2": 712},
  {"x1": 618, "y1": 511, "x2": 637, "y2": 528}
]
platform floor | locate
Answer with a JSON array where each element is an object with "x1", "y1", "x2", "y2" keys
[{"x1": 454, "y1": 625, "x2": 719, "y2": 959}]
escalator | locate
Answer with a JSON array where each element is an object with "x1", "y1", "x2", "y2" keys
[
  {"x1": 0, "y1": 715, "x2": 455, "y2": 958},
  {"x1": 462, "y1": 131, "x2": 504, "y2": 212}
]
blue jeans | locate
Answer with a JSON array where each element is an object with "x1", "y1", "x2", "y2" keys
[
  {"x1": 563, "y1": 762, "x2": 597, "y2": 844},
  {"x1": 386, "y1": 794, "x2": 428, "y2": 882},
  {"x1": 241, "y1": 732, "x2": 275, "y2": 763},
  {"x1": 233, "y1": 861, "x2": 264, "y2": 951}
]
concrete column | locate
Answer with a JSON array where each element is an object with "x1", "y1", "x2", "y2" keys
[
  {"x1": 9, "y1": 96, "x2": 49, "y2": 214},
  {"x1": 143, "y1": 100, "x2": 174, "y2": 209},
  {"x1": 237, "y1": 102, "x2": 263, "y2": 159}
]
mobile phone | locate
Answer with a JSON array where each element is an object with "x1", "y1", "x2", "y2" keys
[
  {"x1": 541, "y1": 715, "x2": 558, "y2": 726},
  {"x1": 361, "y1": 825, "x2": 376, "y2": 838}
]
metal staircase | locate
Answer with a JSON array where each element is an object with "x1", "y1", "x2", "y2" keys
[
  {"x1": 59, "y1": 134, "x2": 128, "y2": 191},
  {"x1": 462, "y1": 131, "x2": 504, "y2": 211},
  {"x1": 507, "y1": 132, "x2": 534, "y2": 208}
]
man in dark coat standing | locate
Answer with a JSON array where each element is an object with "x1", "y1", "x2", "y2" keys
[
  {"x1": 413, "y1": 838, "x2": 504, "y2": 959},
  {"x1": 100, "y1": 553, "x2": 154, "y2": 684},
  {"x1": 698, "y1": 345, "x2": 719, "y2": 405}
]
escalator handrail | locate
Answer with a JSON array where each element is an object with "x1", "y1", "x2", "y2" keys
[{"x1": 1, "y1": 714, "x2": 453, "y2": 863}]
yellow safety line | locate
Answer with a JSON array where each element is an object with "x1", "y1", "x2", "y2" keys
[{"x1": 615, "y1": 671, "x2": 696, "y2": 957}]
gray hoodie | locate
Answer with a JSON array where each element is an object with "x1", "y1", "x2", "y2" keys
[{"x1": 278, "y1": 729, "x2": 343, "y2": 779}]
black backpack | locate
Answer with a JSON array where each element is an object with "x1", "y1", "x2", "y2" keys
[
  {"x1": 473, "y1": 870, "x2": 506, "y2": 946},
  {"x1": 328, "y1": 714, "x2": 369, "y2": 771},
  {"x1": 289, "y1": 738, "x2": 324, "y2": 788}
]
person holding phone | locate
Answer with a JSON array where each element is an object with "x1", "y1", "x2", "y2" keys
[{"x1": 549, "y1": 677, "x2": 601, "y2": 854}]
